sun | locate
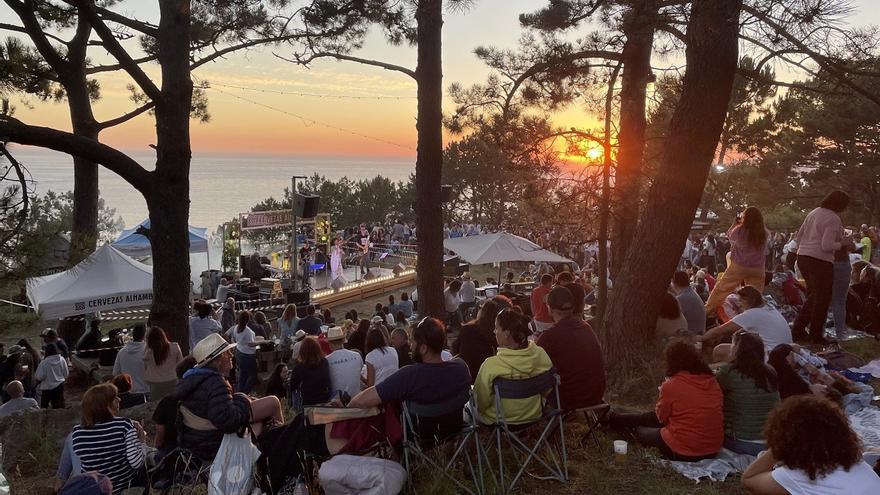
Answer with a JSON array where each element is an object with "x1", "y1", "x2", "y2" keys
[{"x1": 586, "y1": 146, "x2": 604, "y2": 160}]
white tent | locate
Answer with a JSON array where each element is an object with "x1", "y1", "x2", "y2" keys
[
  {"x1": 26, "y1": 244, "x2": 153, "y2": 320},
  {"x1": 443, "y1": 232, "x2": 572, "y2": 265},
  {"x1": 112, "y1": 218, "x2": 209, "y2": 257}
]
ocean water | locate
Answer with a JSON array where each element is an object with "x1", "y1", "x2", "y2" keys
[{"x1": 12, "y1": 147, "x2": 415, "y2": 230}]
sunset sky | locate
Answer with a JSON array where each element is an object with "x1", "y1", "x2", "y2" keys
[{"x1": 4, "y1": 0, "x2": 880, "y2": 159}]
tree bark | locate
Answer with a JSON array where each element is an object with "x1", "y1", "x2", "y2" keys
[
  {"x1": 602, "y1": 0, "x2": 743, "y2": 370},
  {"x1": 414, "y1": 0, "x2": 444, "y2": 318},
  {"x1": 597, "y1": 64, "x2": 622, "y2": 325},
  {"x1": 147, "y1": 0, "x2": 194, "y2": 352},
  {"x1": 611, "y1": 0, "x2": 658, "y2": 275},
  {"x1": 66, "y1": 83, "x2": 100, "y2": 266}
]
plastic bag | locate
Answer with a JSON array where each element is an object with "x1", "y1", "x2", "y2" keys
[
  {"x1": 318, "y1": 455, "x2": 406, "y2": 495},
  {"x1": 208, "y1": 431, "x2": 261, "y2": 495}
]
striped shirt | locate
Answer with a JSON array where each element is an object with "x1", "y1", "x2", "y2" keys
[{"x1": 71, "y1": 417, "x2": 145, "y2": 494}]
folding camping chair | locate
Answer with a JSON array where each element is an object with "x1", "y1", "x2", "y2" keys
[
  {"x1": 148, "y1": 447, "x2": 211, "y2": 494},
  {"x1": 401, "y1": 389, "x2": 484, "y2": 495},
  {"x1": 488, "y1": 370, "x2": 567, "y2": 494},
  {"x1": 570, "y1": 401, "x2": 611, "y2": 448}
]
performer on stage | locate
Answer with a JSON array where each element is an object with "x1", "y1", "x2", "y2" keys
[
  {"x1": 299, "y1": 241, "x2": 312, "y2": 284},
  {"x1": 330, "y1": 237, "x2": 345, "y2": 288},
  {"x1": 356, "y1": 224, "x2": 371, "y2": 275}
]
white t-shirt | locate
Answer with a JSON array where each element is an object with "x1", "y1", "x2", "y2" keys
[
  {"x1": 771, "y1": 461, "x2": 880, "y2": 495},
  {"x1": 365, "y1": 347, "x2": 399, "y2": 385},
  {"x1": 444, "y1": 288, "x2": 461, "y2": 313},
  {"x1": 459, "y1": 280, "x2": 476, "y2": 303},
  {"x1": 731, "y1": 305, "x2": 793, "y2": 356},
  {"x1": 226, "y1": 326, "x2": 257, "y2": 355},
  {"x1": 326, "y1": 348, "x2": 364, "y2": 398}
]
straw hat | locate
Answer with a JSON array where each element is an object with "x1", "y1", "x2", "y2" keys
[
  {"x1": 192, "y1": 333, "x2": 235, "y2": 368},
  {"x1": 462, "y1": 272, "x2": 471, "y2": 281},
  {"x1": 293, "y1": 330, "x2": 307, "y2": 342},
  {"x1": 326, "y1": 326, "x2": 345, "y2": 342}
]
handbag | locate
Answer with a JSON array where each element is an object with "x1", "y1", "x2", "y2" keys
[{"x1": 208, "y1": 428, "x2": 261, "y2": 495}]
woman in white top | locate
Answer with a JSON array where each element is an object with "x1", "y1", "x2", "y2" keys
[
  {"x1": 655, "y1": 292, "x2": 689, "y2": 340},
  {"x1": 330, "y1": 237, "x2": 345, "y2": 285},
  {"x1": 143, "y1": 326, "x2": 183, "y2": 401},
  {"x1": 225, "y1": 311, "x2": 263, "y2": 394},
  {"x1": 742, "y1": 394, "x2": 880, "y2": 495},
  {"x1": 362, "y1": 325, "x2": 398, "y2": 387}
]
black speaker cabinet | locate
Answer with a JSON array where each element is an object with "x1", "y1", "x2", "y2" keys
[
  {"x1": 294, "y1": 194, "x2": 320, "y2": 218},
  {"x1": 286, "y1": 290, "x2": 310, "y2": 306}
]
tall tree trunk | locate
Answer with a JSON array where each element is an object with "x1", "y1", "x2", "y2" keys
[
  {"x1": 602, "y1": 0, "x2": 743, "y2": 371},
  {"x1": 610, "y1": 0, "x2": 658, "y2": 275},
  {"x1": 414, "y1": 0, "x2": 444, "y2": 318},
  {"x1": 148, "y1": 0, "x2": 194, "y2": 351},
  {"x1": 67, "y1": 85, "x2": 100, "y2": 266},
  {"x1": 597, "y1": 64, "x2": 622, "y2": 325}
]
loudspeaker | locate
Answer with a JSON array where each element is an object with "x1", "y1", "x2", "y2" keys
[
  {"x1": 286, "y1": 290, "x2": 310, "y2": 306},
  {"x1": 331, "y1": 277, "x2": 346, "y2": 291},
  {"x1": 392, "y1": 263, "x2": 406, "y2": 276},
  {"x1": 294, "y1": 194, "x2": 320, "y2": 218},
  {"x1": 363, "y1": 269, "x2": 378, "y2": 280}
]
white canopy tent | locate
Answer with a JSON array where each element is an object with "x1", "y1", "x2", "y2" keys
[
  {"x1": 26, "y1": 244, "x2": 153, "y2": 320},
  {"x1": 443, "y1": 232, "x2": 572, "y2": 282},
  {"x1": 112, "y1": 218, "x2": 210, "y2": 260}
]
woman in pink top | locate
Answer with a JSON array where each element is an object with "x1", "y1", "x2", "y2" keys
[
  {"x1": 143, "y1": 326, "x2": 183, "y2": 400},
  {"x1": 792, "y1": 191, "x2": 849, "y2": 344},
  {"x1": 705, "y1": 207, "x2": 769, "y2": 312}
]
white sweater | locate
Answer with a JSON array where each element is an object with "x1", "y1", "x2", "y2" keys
[{"x1": 35, "y1": 354, "x2": 69, "y2": 390}]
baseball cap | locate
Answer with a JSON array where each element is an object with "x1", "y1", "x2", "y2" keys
[{"x1": 546, "y1": 286, "x2": 574, "y2": 311}]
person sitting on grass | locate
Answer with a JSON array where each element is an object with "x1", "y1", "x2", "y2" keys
[
  {"x1": 715, "y1": 332, "x2": 779, "y2": 456},
  {"x1": 608, "y1": 341, "x2": 723, "y2": 461},
  {"x1": 0, "y1": 381, "x2": 37, "y2": 418},
  {"x1": 363, "y1": 325, "x2": 398, "y2": 387},
  {"x1": 655, "y1": 292, "x2": 689, "y2": 341},
  {"x1": 696, "y1": 286, "x2": 793, "y2": 363},
  {"x1": 264, "y1": 363, "x2": 289, "y2": 402},
  {"x1": 176, "y1": 333, "x2": 284, "y2": 461},
  {"x1": 474, "y1": 309, "x2": 553, "y2": 424},
  {"x1": 741, "y1": 395, "x2": 880, "y2": 494},
  {"x1": 452, "y1": 295, "x2": 511, "y2": 382},
  {"x1": 390, "y1": 327, "x2": 413, "y2": 367},
  {"x1": 111, "y1": 373, "x2": 147, "y2": 410},
  {"x1": 536, "y1": 286, "x2": 606, "y2": 410},
  {"x1": 289, "y1": 337, "x2": 332, "y2": 411},
  {"x1": 56, "y1": 382, "x2": 147, "y2": 494}
]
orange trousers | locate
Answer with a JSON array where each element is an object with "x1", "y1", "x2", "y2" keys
[{"x1": 704, "y1": 259, "x2": 766, "y2": 311}]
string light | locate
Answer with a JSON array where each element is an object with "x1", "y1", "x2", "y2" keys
[
  {"x1": 206, "y1": 81, "x2": 416, "y2": 100},
  {"x1": 204, "y1": 85, "x2": 414, "y2": 151}
]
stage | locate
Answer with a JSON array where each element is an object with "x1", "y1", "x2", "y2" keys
[{"x1": 304, "y1": 264, "x2": 397, "y2": 291}]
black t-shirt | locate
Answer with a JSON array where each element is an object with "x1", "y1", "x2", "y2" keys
[
  {"x1": 296, "y1": 315, "x2": 323, "y2": 336},
  {"x1": 153, "y1": 395, "x2": 179, "y2": 452},
  {"x1": 289, "y1": 360, "x2": 332, "y2": 406}
]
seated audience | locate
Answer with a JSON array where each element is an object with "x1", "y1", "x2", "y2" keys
[
  {"x1": 767, "y1": 344, "x2": 814, "y2": 399},
  {"x1": 656, "y1": 292, "x2": 689, "y2": 340},
  {"x1": 394, "y1": 311, "x2": 407, "y2": 330},
  {"x1": 0, "y1": 381, "x2": 38, "y2": 418},
  {"x1": 391, "y1": 327, "x2": 413, "y2": 367},
  {"x1": 741, "y1": 395, "x2": 880, "y2": 494},
  {"x1": 296, "y1": 305, "x2": 323, "y2": 336},
  {"x1": 345, "y1": 319, "x2": 370, "y2": 356},
  {"x1": 113, "y1": 324, "x2": 148, "y2": 395},
  {"x1": 397, "y1": 292, "x2": 414, "y2": 318},
  {"x1": 536, "y1": 286, "x2": 606, "y2": 409},
  {"x1": 56, "y1": 383, "x2": 146, "y2": 493},
  {"x1": 264, "y1": 363, "x2": 289, "y2": 402},
  {"x1": 325, "y1": 326, "x2": 364, "y2": 401},
  {"x1": 112, "y1": 374, "x2": 147, "y2": 410},
  {"x1": 474, "y1": 309, "x2": 553, "y2": 424},
  {"x1": 323, "y1": 308, "x2": 336, "y2": 326},
  {"x1": 143, "y1": 326, "x2": 183, "y2": 401},
  {"x1": 364, "y1": 325, "x2": 398, "y2": 387},
  {"x1": 672, "y1": 271, "x2": 707, "y2": 335},
  {"x1": 555, "y1": 271, "x2": 586, "y2": 319},
  {"x1": 715, "y1": 332, "x2": 779, "y2": 456},
  {"x1": 176, "y1": 334, "x2": 283, "y2": 460},
  {"x1": 349, "y1": 317, "x2": 472, "y2": 442},
  {"x1": 152, "y1": 356, "x2": 197, "y2": 461},
  {"x1": 35, "y1": 343, "x2": 68, "y2": 409},
  {"x1": 609, "y1": 341, "x2": 723, "y2": 461},
  {"x1": 451, "y1": 295, "x2": 510, "y2": 381},
  {"x1": 697, "y1": 286, "x2": 792, "y2": 362},
  {"x1": 289, "y1": 337, "x2": 332, "y2": 408}
]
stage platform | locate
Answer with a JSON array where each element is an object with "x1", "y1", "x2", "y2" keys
[{"x1": 304, "y1": 265, "x2": 397, "y2": 291}]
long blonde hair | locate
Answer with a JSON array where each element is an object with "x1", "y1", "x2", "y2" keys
[{"x1": 281, "y1": 304, "x2": 296, "y2": 323}]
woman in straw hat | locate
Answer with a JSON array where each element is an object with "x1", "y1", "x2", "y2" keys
[{"x1": 174, "y1": 333, "x2": 284, "y2": 461}]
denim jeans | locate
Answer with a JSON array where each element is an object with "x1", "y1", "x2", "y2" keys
[
  {"x1": 831, "y1": 260, "x2": 852, "y2": 338},
  {"x1": 793, "y1": 255, "x2": 834, "y2": 340},
  {"x1": 236, "y1": 349, "x2": 258, "y2": 394},
  {"x1": 723, "y1": 436, "x2": 765, "y2": 457}
]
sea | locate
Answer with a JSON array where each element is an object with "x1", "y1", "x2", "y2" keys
[{"x1": 12, "y1": 147, "x2": 416, "y2": 230}]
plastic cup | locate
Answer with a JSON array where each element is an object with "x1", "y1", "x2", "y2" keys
[{"x1": 613, "y1": 440, "x2": 628, "y2": 463}]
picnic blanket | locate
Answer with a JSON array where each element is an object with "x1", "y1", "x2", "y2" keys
[
  {"x1": 849, "y1": 358, "x2": 880, "y2": 379},
  {"x1": 660, "y1": 405, "x2": 880, "y2": 482}
]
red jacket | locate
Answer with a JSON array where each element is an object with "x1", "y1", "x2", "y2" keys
[{"x1": 656, "y1": 372, "x2": 723, "y2": 457}]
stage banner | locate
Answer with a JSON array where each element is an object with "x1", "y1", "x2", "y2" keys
[{"x1": 240, "y1": 210, "x2": 292, "y2": 231}]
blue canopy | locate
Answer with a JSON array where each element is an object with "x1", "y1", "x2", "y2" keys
[{"x1": 112, "y1": 219, "x2": 209, "y2": 257}]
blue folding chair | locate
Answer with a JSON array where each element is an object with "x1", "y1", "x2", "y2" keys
[
  {"x1": 401, "y1": 389, "x2": 484, "y2": 495},
  {"x1": 488, "y1": 370, "x2": 567, "y2": 494}
]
